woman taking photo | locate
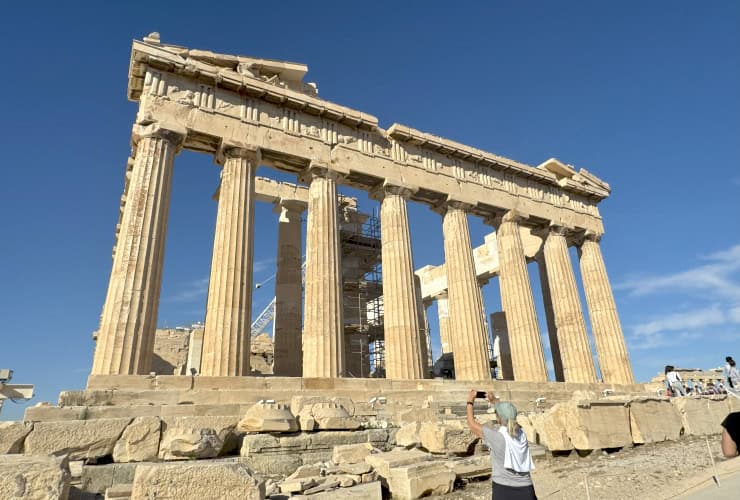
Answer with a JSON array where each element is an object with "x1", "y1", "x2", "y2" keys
[{"x1": 466, "y1": 389, "x2": 537, "y2": 499}]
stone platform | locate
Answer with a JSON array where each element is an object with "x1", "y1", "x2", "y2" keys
[{"x1": 25, "y1": 375, "x2": 650, "y2": 422}]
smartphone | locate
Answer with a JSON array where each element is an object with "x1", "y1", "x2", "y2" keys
[{"x1": 475, "y1": 391, "x2": 487, "y2": 399}]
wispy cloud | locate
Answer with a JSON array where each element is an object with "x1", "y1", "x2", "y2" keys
[
  {"x1": 166, "y1": 277, "x2": 209, "y2": 303},
  {"x1": 619, "y1": 243, "x2": 740, "y2": 354},
  {"x1": 615, "y1": 244, "x2": 740, "y2": 302},
  {"x1": 633, "y1": 305, "x2": 731, "y2": 336}
]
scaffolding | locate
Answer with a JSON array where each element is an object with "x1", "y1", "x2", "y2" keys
[{"x1": 340, "y1": 206, "x2": 384, "y2": 377}]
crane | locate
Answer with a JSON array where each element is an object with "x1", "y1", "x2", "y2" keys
[{"x1": 250, "y1": 262, "x2": 306, "y2": 336}]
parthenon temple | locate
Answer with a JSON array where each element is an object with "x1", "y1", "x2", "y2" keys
[{"x1": 91, "y1": 33, "x2": 634, "y2": 386}]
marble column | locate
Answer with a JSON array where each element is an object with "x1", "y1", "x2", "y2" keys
[
  {"x1": 441, "y1": 203, "x2": 491, "y2": 381},
  {"x1": 436, "y1": 293, "x2": 452, "y2": 354},
  {"x1": 200, "y1": 146, "x2": 259, "y2": 377},
  {"x1": 380, "y1": 185, "x2": 423, "y2": 379},
  {"x1": 578, "y1": 232, "x2": 634, "y2": 384},
  {"x1": 494, "y1": 211, "x2": 548, "y2": 382},
  {"x1": 302, "y1": 168, "x2": 344, "y2": 377},
  {"x1": 542, "y1": 225, "x2": 597, "y2": 383},
  {"x1": 272, "y1": 201, "x2": 305, "y2": 377},
  {"x1": 537, "y1": 255, "x2": 564, "y2": 381},
  {"x1": 92, "y1": 123, "x2": 183, "y2": 376}
]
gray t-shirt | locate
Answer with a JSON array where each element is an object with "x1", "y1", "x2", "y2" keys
[{"x1": 482, "y1": 425, "x2": 533, "y2": 487}]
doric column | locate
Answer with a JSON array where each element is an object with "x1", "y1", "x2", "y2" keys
[
  {"x1": 414, "y1": 276, "x2": 432, "y2": 377},
  {"x1": 302, "y1": 167, "x2": 344, "y2": 377},
  {"x1": 493, "y1": 211, "x2": 548, "y2": 382},
  {"x1": 441, "y1": 203, "x2": 491, "y2": 381},
  {"x1": 92, "y1": 123, "x2": 184, "y2": 375},
  {"x1": 436, "y1": 293, "x2": 452, "y2": 354},
  {"x1": 272, "y1": 200, "x2": 305, "y2": 377},
  {"x1": 542, "y1": 225, "x2": 597, "y2": 383},
  {"x1": 578, "y1": 232, "x2": 634, "y2": 384},
  {"x1": 380, "y1": 185, "x2": 423, "y2": 379},
  {"x1": 536, "y1": 254, "x2": 564, "y2": 381},
  {"x1": 200, "y1": 145, "x2": 259, "y2": 376}
]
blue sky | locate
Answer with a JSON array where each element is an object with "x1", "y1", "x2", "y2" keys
[{"x1": 1, "y1": 2, "x2": 738, "y2": 420}]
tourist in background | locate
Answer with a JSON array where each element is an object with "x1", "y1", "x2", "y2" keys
[
  {"x1": 724, "y1": 356, "x2": 739, "y2": 389},
  {"x1": 466, "y1": 389, "x2": 537, "y2": 499},
  {"x1": 665, "y1": 365, "x2": 685, "y2": 396}
]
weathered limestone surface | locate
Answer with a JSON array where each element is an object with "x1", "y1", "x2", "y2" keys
[
  {"x1": 24, "y1": 418, "x2": 131, "y2": 460},
  {"x1": 158, "y1": 416, "x2": 240, "y2": 459},
  {"x1": 387, "y1": 462, "x2": 455, "y2": 500},
  {"x1": 131, "y1": 462, "x2": 265, "y2": 500},
  {"x1": 302, "y1": 169, "x2": 344, "y2": 377},
  {"x1": 0, "y1": 455, "x2": 70, "y2": 500},
  {"x1": 579, "y1": 234, "x2": 634, "y2": 384},
  {"x1": 80, "y1": 462, "x2": 140, "y2": 495},
  {"x1": 495, "y1": 211, "x2": 547, "y2": 382},
  {"x1": 395, "y1": 422, "x2": 422, "y2": 447},
  {"x1": 332, "y1": 442, "x2": 374, "y2": 464},
  {"x1": 380, "y1": 186, "x2": 423, "y2": 380},
  {"x1": 445, "y1": 454, "x2": 491, "y2": 479},
  {"x1": 93, "y1": 124, "x2": 183, "y2": 375},
  {"x1": 272, "y1": 201, "x2": 304, "y2": 377},
  {"x1": 628, "y1": 398, "x2": 683, "y2": 444},
  {"x1": 112, "y1": 416, "x2": 161, "y2": 462},
  {"x1": 365, "y1": 448, "x2": 432, "y2": 479},
  {"x1": 0, "y1": 421, "x2": 33, "y2": 453},
  {"x1": 291, "y1": 481, "x2": 382, "y2": 500},
  {"x1": 238, "y1": 402, "x2": 298, "y2": 433},
  {"x1": 672, "y1": 397, "x2": 729, "y2": 436},
  {"x1": 418, "y1": 420, "x2": 479, "y2": 455},
  {"x1": 542, "y1": 226, "x2": 596, "y2": 383},
  {"x1": 201, "y1": 146, "x2": 258, "y2": 376},
  {"x1": 529, "y1": 404, "x2": 573, "y2": 451},
  {"x1": 567, "y1": 401, "x2": 632, "y2": 450},
  {"x1": 442, "y1": 205, "x2": 490, "y2": 381}
]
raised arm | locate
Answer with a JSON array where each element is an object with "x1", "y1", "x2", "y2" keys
[{"x1": 466, "y1": 389, "x2": 483, "y2": 438}]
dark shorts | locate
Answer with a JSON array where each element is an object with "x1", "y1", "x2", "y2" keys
[{"x1": 492, "y1": 481, "x2": 537, "y2": 500}]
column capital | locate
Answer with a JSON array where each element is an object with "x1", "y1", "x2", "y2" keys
[
  {"x1": 485, "y1": 209, "x2": 529, "y2": 228},
  {"x1": 215, "y1": 140, "x2": 260, "y2": 164},
  {"x1": 583, "y1": 230, "x2": 603, "y2": 243},
  {"x1": 132, "y1": 122, "x2": 186, "y2": 150},
  {"x1": 302, "y1": 163, "x2": 343, "y2": 183},
  {"x1": 433, "y1": 198, "x2": 474, "y2": 215},
  {"x1": 369, "y1": 182, "x2": 416, "y2": 201},
  {"x1": 277, "y1": 198, "x2": 306, "y2": 214}
]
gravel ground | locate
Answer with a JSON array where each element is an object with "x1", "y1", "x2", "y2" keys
[{"x1": 433, "y1": 436, "x2": 736, "y2": 500}]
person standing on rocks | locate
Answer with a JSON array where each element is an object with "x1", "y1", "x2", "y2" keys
[
  {"x1": 724, "y1": 356, "x2": 739, "y2": 389},
  {"x1": 665, "y1": 365, "x2": 686, "y2": 396},
  {"x1": 466, "y1": 389, "x2": 537, "y2": 499}
]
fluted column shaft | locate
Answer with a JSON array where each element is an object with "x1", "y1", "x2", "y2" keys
[
  {"x1": 442, "y1": 205, "x2": 490, "y2": 381},
  {"x1": 537, "y1": 255, "x2": 564, "y2": 381},
  {"x1": 495, "y1": 212, "x2": 548, "y2": 381},
  {"x1": 273, "y1": 201, "x2": 304, "y2": 377},
  {"x1": 542, "y1": 226, "x2": 597, "y2": 382},
  {"x1": 92, "y1": 124, "x2": 183, "y2": 375},
  {"x1": 579, "y1": 234, "x2": 634, "y2": 384},
  {"x1": 200, "y1": 147, "x2": 258, "y2": 376},
  {"x1": 380, "y1": 187, "x2": 423, "y2": 379},
  {"x1": 436, "y1": 293, "x2": 452, "y2": 354},
  {"x1": 302, "y1": 169, "x2": 344, "y2": 377}
]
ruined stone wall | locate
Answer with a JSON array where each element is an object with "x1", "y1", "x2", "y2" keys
[{"x1": 152, "y1": 329, "x2": 191, "y2": 375}]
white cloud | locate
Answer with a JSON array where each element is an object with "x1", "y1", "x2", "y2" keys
[
  {"x1": 166, "y1": 277, "x2": 209, "y2": 303},
  {"x1": 633, "y1": 305, "x2": 729, "y2": 336},
  {"x1": 615, "y1": 244, "x2": 740, "y2": 302}
]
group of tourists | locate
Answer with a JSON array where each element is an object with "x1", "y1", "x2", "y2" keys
[{"x1": 664, "y1": 356, "x2": 739, "y2": 397}]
